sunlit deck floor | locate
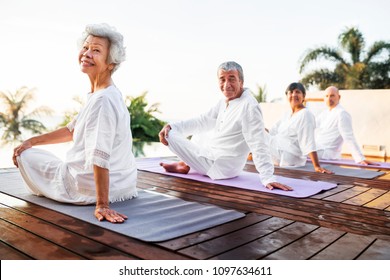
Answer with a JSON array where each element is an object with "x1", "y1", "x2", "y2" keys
[{"x1": 1, "y1": 159, "x2": 390, "y2": 260}]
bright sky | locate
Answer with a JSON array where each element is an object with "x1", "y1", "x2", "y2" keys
[{"x1": 1, "y1": 0, "x2": 389, "y2": 122}]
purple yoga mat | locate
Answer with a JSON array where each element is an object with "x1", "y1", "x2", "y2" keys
[
  {"x1": 137, "y1": 158, "x2": 337, "y2": 198},
  {"x1": 308, "y1": 158, "x2": 390, "y2": 170}
]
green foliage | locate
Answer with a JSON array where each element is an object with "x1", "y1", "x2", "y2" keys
[
  {"x1": 252, "y1": 84, "x2": 268, "y2": 103},
  {"x1": 0, "y1": 86, "x2": 52, "y2": 144},
  {"x1": 299, "y1": 26, "x2": 390, "y2": 90},
  {"x1": 126, "y1": 91, "x2": 166, "y2": 142},
  {"x1": 57, "y1": 96, "x2": 84, "y2": 128}
]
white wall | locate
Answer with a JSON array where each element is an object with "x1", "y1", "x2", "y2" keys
[{"x1": 260, "y1": 89, "x2": 390, "y2": 158}]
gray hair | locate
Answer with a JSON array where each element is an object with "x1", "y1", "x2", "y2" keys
[
  {"x1": 78, "y1": 23, "x2": 126, "y2": 73},
  {"x1": 218, "y1": 61, "x2": 244, "y2": 82}
]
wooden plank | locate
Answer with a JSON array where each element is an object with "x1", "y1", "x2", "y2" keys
[
  {"x1": 137, "y1": 176, "x2": 390, "y2": 245},
  {"x1": 364, "y1": 192, "x2": 390, "y2": 210},
  {"x1": 1, "y1": 206, "x2": 137, "y2": 260},
  {"x1": 178, "y1": 217, "x2": 293, "y2": 259},
  {"x1": 0, "y1": 219, "x2": 84, "y2": 260},
  {"x1": 379, "y1": 173, "x2": 390, "y2": 180},
  {"x1": 263, "y1": 227, "x2": 345, "y2": 260},
  {"x1": 323, "y1": 186, "x2": 370, "y2": 202},
  {"x1": 0, "y1": 241, "x2": 32, "y2": 260},
  {"x1": 0, "y1": 193, "x2": 191, "y2": 260},
  {"x1": 157, "y1": 212, "x2": 270, "y2": 251},
  {"x1": 310, "y1": 233, "x2": 375, "y2": 260},
  {"x1": 357, "y1": 239, "x2": 390, "y2": 260},
  {"x1": 310, "y1": 184, "x2": 354, "y2": 199},
  {"x1": 343, "y1": 189, "x2": 388, "y2": 206},
  {"x1": 139, "y1": 172, "x2": 390, "y2": 236},
  {"x1": 3, "y1": 161, "x2": 390, "y2": 260},
  {"x1": 211, "y1": 222, "x2": 319, "y2": 260}
]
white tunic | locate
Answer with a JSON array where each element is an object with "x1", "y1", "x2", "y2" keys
[
  {"x1": 18, "y1": 85, "x2": 137, "y2": 205},
  {"x1": 269, "y1": 108, "x2": 316, "y2": 167},
  {"x1": 315, "y1": 104, "x2": 365, "y2": 162},
  {"x1": 170, "y1": 89, "x2": 276, "y2": 186}
]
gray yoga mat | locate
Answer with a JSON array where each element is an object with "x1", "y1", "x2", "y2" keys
[
  {"x1": 284, "y1": 163, "x2": 385, "y2": 179},
  {"x1": 0, "y1": 170, "x2": 245, "y2": 242}
]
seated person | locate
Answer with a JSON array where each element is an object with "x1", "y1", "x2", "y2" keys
[
  {"x1": 158, "y1": 61, "x2": 292, "y2": 191},
  {"x1": 13, "y1": 23, "x2": 137, "y2": 223},
  {"x1": 315, "y1": 86, "x2": 377, "y2": 165},
  {"x1": 268, "y1": 82, "x2": 332, "y2": 174}
]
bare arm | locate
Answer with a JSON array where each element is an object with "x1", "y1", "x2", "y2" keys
[
  {"x1": 93, "y1": 165, "x2": 127, "y2": 223},
  {"x1": 32, "y1": 126, "x2": 74, "y2": 145},
  {"x1": 13, "y1": 127, "x2": 73, "y2": 167},
  {"x1": 309, "y1": 151, "x2": 333, "y2": 174}
]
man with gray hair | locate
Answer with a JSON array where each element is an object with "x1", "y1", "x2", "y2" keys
[{"x1": 159, "y1": 61, "x2": 292, "y2": 191}]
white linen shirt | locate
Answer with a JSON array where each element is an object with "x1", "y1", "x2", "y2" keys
[
  {"x1": 170, "y1": 89, "x2": 276, "y2": 186},
  {"x1": 65, "y1": 85, "x2": 137, "y2": 203},
  {"x1": 269, "y1": 108, "x2": 316, "y2": 166},
  {"x1": 315, "y1": 104, "x2": 365, "y2": 162}
]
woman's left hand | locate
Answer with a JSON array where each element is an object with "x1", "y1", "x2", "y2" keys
[
  {"x1": 94, "y1": 207, "x2": 128, "y2": 223},
  {"x1": 12, "y1": 140, "x2": 33, "y2": 167},
  {"x1": 315, "y1": 167, "x2": 333, "y2": 174}
]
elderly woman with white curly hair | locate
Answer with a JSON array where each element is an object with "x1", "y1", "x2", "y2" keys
[{"x1": 12, "y1": 23, "x2": 137, "y2": 223}]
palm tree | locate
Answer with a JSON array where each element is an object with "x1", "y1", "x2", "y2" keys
[
  {"x1": 126, "y1": 91, "x2": 166, "y2": 142},
  {"x1": 0, "y1": 87, "x2": 52, "y2": 144},
  {"x1": 299, "y1": 26, "x2": 390, "y2": 90}
]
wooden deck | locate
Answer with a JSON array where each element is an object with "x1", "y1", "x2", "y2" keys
[{"x1": 1, "y1": 160, "x2": 390, "y2": 260}]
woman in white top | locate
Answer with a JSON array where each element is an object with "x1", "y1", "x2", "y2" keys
[
  {"x1": 269, "y1": 82, "x2": 332, "y2": 174},
  {"x1": 12, "y1": 23, "x2": 137, "y2": 223}
]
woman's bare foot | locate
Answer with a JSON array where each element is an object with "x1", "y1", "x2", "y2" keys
[{"x1": 160, "y1": 161, "x2": 190, "y2": 174}]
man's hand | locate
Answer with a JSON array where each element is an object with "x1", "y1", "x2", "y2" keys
[
  {"x1": 266, "y1": 182, "x2": 293, "y2": 191},
  {"x1": 94, "y1": 207, "x2": 128, "y2": 223},
  {"x1": 158, "y1": 124, "x2": 172, "y2": 146}
]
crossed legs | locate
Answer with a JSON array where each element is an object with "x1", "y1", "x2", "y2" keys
[{"x1": 161, "y1": 130, "x2": 213, "y2": 175}]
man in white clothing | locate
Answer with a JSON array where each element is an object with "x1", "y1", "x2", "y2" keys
[
  {"x1": 158, "y1": 61, "x2": 292, "y2": 191},
  {"x1": 315, "y1": 86, "x2": 377, "y2": 165}
]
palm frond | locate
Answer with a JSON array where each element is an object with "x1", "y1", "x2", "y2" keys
[
  {"x1": 299, "y1": 27, "x2": 390, "y2": 89},
  {"x1": 338, "y1": 26, "x2": 365, "y2": 64},
  {"x1": 300, "y1": 69, "x2": 343, "y2": 90},
  {"x1": 0, "y1": 86, "x2": 48, "y2": 144},
  {"x1": 364, "y1": 41, "x2": 390, "y2": 64},
  {"x1": 299, "y1": 47, "x2": 347, "y2": 73}
]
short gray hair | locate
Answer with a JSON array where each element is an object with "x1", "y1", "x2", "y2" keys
[
  {"x1": 78, "y1": 23, "x2": 126, "y2": 73},
  {"x1": 217, "y1": 61, "x2": 244, "y2": 82}
]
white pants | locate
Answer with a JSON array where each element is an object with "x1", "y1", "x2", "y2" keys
[
  {"x1": 268, "y1": 134, "x2": 306, "y2": 167},
  {"x1": 269, "y1": 148, "x2": 307, "y2": 167},
  {"x1": 166, "y1": 130, "x2": 244, "y2": 179},
  {"x1": 17, "y1": 148, "x2": 138, "y2": 205},
  {"x1": 17, "y1": 148, "x2": 81, "y2": 204}
]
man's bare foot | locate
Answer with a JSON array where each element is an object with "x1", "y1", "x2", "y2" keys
[{"x1": 160, "y1": 161, "x2": 190, "y2": 174}]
